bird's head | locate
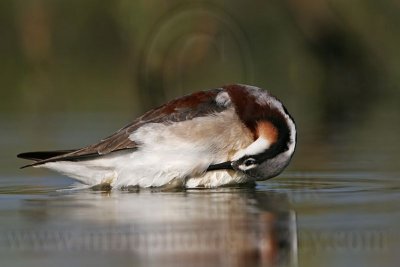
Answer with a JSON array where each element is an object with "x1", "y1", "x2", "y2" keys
[
  {"x1": 231, "y1": 118, "x2": 296, "y2": 180},
  {"x1": 208, "y1": 85, "x2": 296, "y2": 181},
  {"x1": 230, "y1": 85, "x2": 296, "y2": 180}
]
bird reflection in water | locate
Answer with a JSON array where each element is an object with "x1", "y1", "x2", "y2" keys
[{"x1": 20, "y1": 187, "x2": 297, "y2": 267}]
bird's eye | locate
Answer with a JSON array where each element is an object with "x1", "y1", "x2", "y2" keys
[{"x1": 243, "y1": 158, "x2": 256, "y2": 166}]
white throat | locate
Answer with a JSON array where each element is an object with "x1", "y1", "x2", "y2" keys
[{"x1": 232, "y1": 137, "x2": 271, "y2": 160}]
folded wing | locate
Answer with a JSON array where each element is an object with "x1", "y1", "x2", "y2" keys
[{"x1": 18, "y1": 88, "x2": 228, "y2": 167}]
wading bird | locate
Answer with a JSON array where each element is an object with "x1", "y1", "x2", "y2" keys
[{"x1": 18, "y1": 84, "x2": 296, "y2": 189}]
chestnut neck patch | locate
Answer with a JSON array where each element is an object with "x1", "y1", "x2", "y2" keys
[{"x1": 257, "y1": 121, "x2": 278, "y2": 144}]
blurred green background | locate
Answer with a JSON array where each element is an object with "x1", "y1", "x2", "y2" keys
[{"x1": 1, "y1": 0, "x2": 400, "y2": 173}]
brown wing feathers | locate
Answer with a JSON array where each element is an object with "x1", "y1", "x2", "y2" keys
[{"x1": 18, "y1": 88, "x2": 226, "y2": 167}]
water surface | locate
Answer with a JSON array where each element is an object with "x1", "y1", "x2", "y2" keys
[{"x1": 1, "y1": 171, "x2": 399, "y2": 267}]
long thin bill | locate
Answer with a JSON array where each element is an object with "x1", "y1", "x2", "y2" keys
[{"x1": 206, "y1": 161, "x2": 233, "y2": 171}]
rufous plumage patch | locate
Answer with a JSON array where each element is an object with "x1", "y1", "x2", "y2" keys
[{"x1": 257, "y1": 121, "x2": 278, "y2": 144}]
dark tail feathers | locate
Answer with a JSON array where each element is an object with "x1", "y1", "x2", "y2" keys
[{"x1": 17, "y1": 150, "x2": 76, "y2": 168}]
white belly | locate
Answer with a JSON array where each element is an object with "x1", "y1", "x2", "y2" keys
[{"x1": 42, "y1": 152, "x2": 251, "y2": 188}]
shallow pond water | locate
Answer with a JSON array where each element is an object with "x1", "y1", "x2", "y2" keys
[{"x1": 0, "y1": 171, "x2": 399, "y2": 267}]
